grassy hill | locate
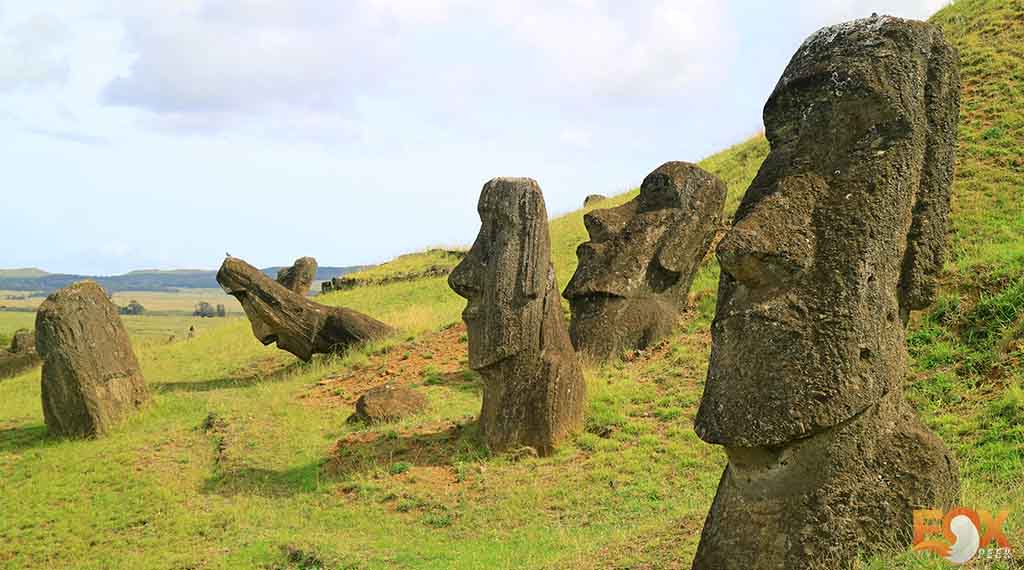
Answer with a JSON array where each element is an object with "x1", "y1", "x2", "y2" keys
[
  {"x1": 0, "y1": 268, "x2": 48, "y2": 278},
  {"x1": 0, "y1": 1, "x2": 1021, "y2": 569}
]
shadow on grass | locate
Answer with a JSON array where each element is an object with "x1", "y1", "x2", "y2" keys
[
  {"x1": 0, "y1": 424, "x2": 51, "y2": 453},
  {"x1": 154, "y1": 359, "x2": 305, "y2": 393},
  {"x1": 201, "y1": 421, "x2": 487, "y2": 498}
]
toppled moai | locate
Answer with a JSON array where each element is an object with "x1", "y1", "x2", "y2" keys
[
  {"x1": 276, "y1": 256, "x2": 318, "y2": 295},
  {"x1": 35, "y1": 281, "x2": 150, "y2": 437},
  {"x1": 564, "y1": 162, "x2": 726, "y2": 359},
  {"x1": 692, "y1": 16, "x2": 960, "y2": 569},
  {"x1": 217, "y1": 257, "x2": 394, "y2": 361},
  {"x1": 449, "y1": 177, "x2": 586, "y2": 456}
]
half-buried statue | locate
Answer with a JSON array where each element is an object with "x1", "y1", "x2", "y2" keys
[
  {"x1": 35, "y1": 281, "x2": 150, "y2": 438},
  {"x1": 564, "y1": 161, "x2": 726, "y2": 359},
  {"x1": 449, "y1": 177, "x2": 586, "y2": 456},
  {"x1": 692, "y1": 15, "x2": 961, "y2": 570}
]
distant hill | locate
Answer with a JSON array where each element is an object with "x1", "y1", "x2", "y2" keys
[
  {"x1": 0, "y1": 268, "x2": 49, "y2": 278},
  {"x1": 0, "y1": 265, "x2": 365, "y2": 294}
]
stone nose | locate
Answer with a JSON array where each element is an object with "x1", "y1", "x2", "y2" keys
[
  {"x1": 448, "y1": 254, "x2": 480, "y2": 300},
  {"x1": 583, "y1": 208, "x2": 627, "y2": 242}
]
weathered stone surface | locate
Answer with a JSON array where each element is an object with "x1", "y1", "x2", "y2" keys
[
  {"x1": 449, "y1": 177, "x2": 586, "y2": 456},
  {"x1": 218, "y1": 257, "x2": 394, "y2": 361},
  {"x1": 0, "y1": 328, "x2": 40, "y2": 380},
  {"x1": 564, "y1": 162, "x2": 726, "y2": 359},
  {"x1": 583, "y1": 194, "x2": 607, "y2": 207},
  {"x1": 347, "y1": 384, "x2": 429, "y2": 424},
  {"x1": 0, "y1": 350, "x2": 39, "y2": 379},
  {"x1": 10, "y1": 329, "x2": 35, "y2": 354},
  {"x1": 692, "y1": 15, "x2": 960, "y2": 569},
  {"x1": 276, "y1": 256, "x2": 318, "y2": 295},
  {"x1": 35, "y1": 281, "x2": 149, "y2": 437},
  {"x1": 695, "y1": 392, "x2": 959, "y2": 569}
]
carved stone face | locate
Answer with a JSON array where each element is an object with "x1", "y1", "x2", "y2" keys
[
  {"x1": 217, "y1": 258, "x2": 317, "y2": 359},
  {"x1": 223, "y1": 284, "x2": 306, "y2": 355},
  {"x1": 566, "y1": 164, "x2": 702, "y2": 301},
  {"x1": 563, "y1": 162, "x2": 725, "y2": 357},
  {"x1": 449, "y1": 177, "x2": 549, "y2": 370},
  {"x1": 696, "y1": 16, "x2": 958, "y2": 448}
]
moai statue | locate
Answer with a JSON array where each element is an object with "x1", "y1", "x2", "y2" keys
[
  {"x1": 564, "y1": 162, "x2": 726, "y2": 359},
  {"x1": 35, "y1": 281, "x2": 150, "y2": 437},
  {"x1": 277, "y1": 256, "x2": 318, "y2": 295},
  {"x1": 0, "y1": 328, "x2": 41, "y2": 380},
  {"x1": 218, "y1": 257, "x2": 394, "y2": 361},
  {"x1": 692, "y1": 15, "x2": 960, "y2": 570},
  {"x1": 449, "y1": 177, "x2": 586, "y2": 456}
]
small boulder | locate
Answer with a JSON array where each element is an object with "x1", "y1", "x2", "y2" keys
[
  {"x1": 347, "y1": 384, "x2": 428, "y2": 424},
  {"x1": 583, "y1": 194, "x2": 607, "y2": 207},
  {"x1": 35, "y1": 281, "x2": 150, "y2": 437}
]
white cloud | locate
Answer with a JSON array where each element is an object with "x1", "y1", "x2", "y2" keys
[
  {"x1": 0, "y1": 12, "x2": 71, "y2": 91},
  {"x1": 97, "y1": 0, "x2": 733, "y2": 134},
  {"x1": 559, "y1": 126, "x2": 592, "y2": 149},
  {"x1": 24, "y1": 126, "x2": 109, "y2": 146},
  {"x1": 366, "y1": 0, "x2": 469, "y2": 24},
  {"x1": 103, "y1": 2, "x2": 372, "y2": 114},
  {"x1": 490, "y1": 0, "x2": 731, "y2": 97}
]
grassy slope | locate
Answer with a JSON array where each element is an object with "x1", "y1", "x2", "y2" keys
[
  {"x1": 1, "y1": 1, "x2": 1021, "y2": 568},
  {"x1": 342, "y1": 250, "x2": 465, "y2": 284},
  {"x1": 0, "y1": 268, "x2": 48, "y2": 278}
]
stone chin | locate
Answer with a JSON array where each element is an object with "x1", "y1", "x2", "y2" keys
[
  {"x1": 459, "y1": 304, "x2": 516, "y2": 371},
  {"x1": 567, "y1": 293, "x2": 675, "y2": 359}
]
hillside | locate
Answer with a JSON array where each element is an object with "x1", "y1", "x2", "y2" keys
[
  {"x1": 0, "y1": 268, "x2": 48, "y2": 278},
  {"x1": 0, "y1": 1, "x2": 1021, "y2": 569}
]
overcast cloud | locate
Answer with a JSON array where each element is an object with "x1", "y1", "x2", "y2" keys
[{"x1": 0, "y1": 0, "x2": 948, "y2": 274}]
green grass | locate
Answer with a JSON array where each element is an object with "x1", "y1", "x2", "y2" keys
[
  {"x1": 1, "y1": 288, "x2": 242, "y2": 314},
  {"x1": 2, "y1": 1, "x2": 1023, "y2": 568},
  {"x1": 0, "y1": 311, "x2": 237, "y2": 352},
  {"x1": 338, "y1": 250, "x2": 465, "y2": 287},
  {"x1": 0, "y1": 313, "x2": 35, "y2": 349}
]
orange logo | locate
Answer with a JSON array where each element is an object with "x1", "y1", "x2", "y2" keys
[{"x1": 913, "y1": 508, "x2": 1012, "y2": 565}]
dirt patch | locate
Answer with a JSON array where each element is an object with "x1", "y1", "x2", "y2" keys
[
  {"x1": 325, "y1": 418, "x2": 479, "y2": 477},
  {"x1": 303, "y1": 324, "x2": 470, "y2": 407}
]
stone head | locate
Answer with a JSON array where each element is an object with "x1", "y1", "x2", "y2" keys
[
  {"x1": 449, "y1": 177, "x2": 551, "y2": 370},
  {"x1": 566, "y1": 162, "x2": 723, "y2": 301},
  {"x1": 696, "y1": 16, "x2": 959, "y2": 447},
  {"x1": 218, "y1": 257, "x2": 313, "y2": 358},
  {"x1": 563, "y1": 162, "x2": 725, "y2": 355}
]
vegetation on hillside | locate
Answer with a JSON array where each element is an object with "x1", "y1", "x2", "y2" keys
[
  {"x1": 1, "y1": 1, "x2": 1021, "y2": 568},
  {"x1": 327, "y1": 250, "x2": 466, "y2": 291}
]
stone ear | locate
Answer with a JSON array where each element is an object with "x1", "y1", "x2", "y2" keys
[
  {"x1": 657, "y1": 221, "x2": 705, "y2": 275},
  {"x1": 898, "y1": 33, "x2": 959, "y2": 315},
  {"x1": 517, "y1": 189, "x2": 549, "y2": 300}
]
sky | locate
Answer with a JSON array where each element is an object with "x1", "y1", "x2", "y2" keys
[{"x1": 0, "y1": 0, "x2": 949, "y2": 275}]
